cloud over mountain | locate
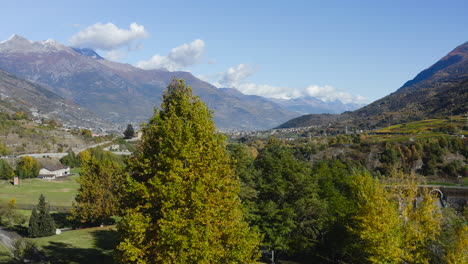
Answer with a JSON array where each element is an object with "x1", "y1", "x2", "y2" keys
[
  {"x1": 218, "y1": 64, "x2": 255, "y2": 87},
  {"x1": 136, "y1": 39, "x2": 205, "y2": 71},
  {"x1": 304, "y1": 85, "x2": 368, "y2": 104},
  {"x1": 70, "y1": 22, "x2": 149, "y2": 50},
  {"x1": 215, "y1": 64, "x2": 368, "y2": 103}
]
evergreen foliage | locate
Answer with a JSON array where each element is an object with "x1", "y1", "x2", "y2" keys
[
  {"x1": 123, "y1": 124, "x2": 135, "y2": 139},
  {"x1": 28, "y1": 207, "x2": 39, "y2": 238},
  {"x1": 71, "y1": 149, "x2": 126, "y2": 225},
  {"x1": 28, "y1": 194, "x2": 55, "y2": 237},
  {"x1": 251, "y1": 138, "x2": 325, "y2": 255},
  {"x1": 116, "y1": 79, "x2": 261, "y2": 263},
  {"x1": 59, "y1": 151, "x2": 80, "y2": 168}
]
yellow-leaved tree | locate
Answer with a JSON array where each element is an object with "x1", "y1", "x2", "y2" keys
[
  {"x1": 350, "y1": 171, "x2": 443, "y2": 264},
  {"x1": 116, "y1": 79, "x2": 261, "y2": 263}
]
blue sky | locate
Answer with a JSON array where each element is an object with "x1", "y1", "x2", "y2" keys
[{"x1": 1, "y1": 0, "x2": 467, "y2": 103}]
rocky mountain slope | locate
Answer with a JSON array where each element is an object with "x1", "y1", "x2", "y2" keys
[
  {"x1": 0, "y1": 35, "x2": 298, "y2": 130},
  {"x1": 0, "y1": 68, "x2": 113, "y2": 131},
  {"x1": 278, "y1": 41, "x2": 468, "y2": 129}
]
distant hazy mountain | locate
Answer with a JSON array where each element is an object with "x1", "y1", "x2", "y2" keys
[
  {"x1": 268, "y1": 96, "x2": 364, "y2": 115},
  {"x1": 278, "y1": 41, "x2": 468, "y2": 129},
  {"x1": 0, "y1": 35, "x2": 298, "y2": 130},
  {"x1": 0, "y1": 68, "x2": 112, "y2": 130}
]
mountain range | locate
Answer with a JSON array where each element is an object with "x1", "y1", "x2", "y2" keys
[
  {"x1": 269, "y1": 96, "x2": 364, "y2": 115},
  {"x1": 277, "y1": 41, "x2": 468, "y2": 129},
  {"x1": 0, "y1": 68, "x2": 112, "y2": 130},
  {"x1": 0, "y1": 35, "x2": 362, "y2": 131}
]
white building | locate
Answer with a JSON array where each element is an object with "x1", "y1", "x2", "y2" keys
[{"x1": 38, "y1": 165, "x2": 70, "y2": 179}]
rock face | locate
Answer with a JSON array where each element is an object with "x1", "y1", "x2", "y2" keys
[
  {"x1": 0, "y1": 35, "x2": 298, "y2": 130},
  {"x1": 277, "y1": 41, "x2": 468, "y2": 129},
  {"x1": 0, "y1": 68, "x2": 112, "y2": 130}
]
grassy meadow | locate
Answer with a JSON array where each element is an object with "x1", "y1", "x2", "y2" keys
[
  {"x1": 0, "y1": 243, "x2": 11, "y2": 263},
  {"x1": 0, "y1": 174, "x2": 80, "y2": 209},
  {"x1": 31, "y1": 226, "x2": 117, "y2": 264},
  {"x1": 366, "y1": 115, "x2": 467, "y2": 143},
  {"x1": 0, "y1": 171, "x2": 119, "y2": 263}
]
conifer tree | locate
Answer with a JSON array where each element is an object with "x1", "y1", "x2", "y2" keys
[
  {"x1": 29, "y1": 194, "x2": 55, "y2": 237},
  {"x1": 116, "y1": 79, "x2": 260, "y2": 263},
  {"x1": 28, "y1": 208, "x2": 38, "y2": 238},
  {"x1": 123, "y1": 124, "x2": 135, "y2": 139}
]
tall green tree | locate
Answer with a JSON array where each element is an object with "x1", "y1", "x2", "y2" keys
[
  {"x1": 116, "y1": 79, "x2": 260, "y2": 263},
  {"x1": 28, "y1": 194, "x2": 55, "y2": 237},
  {"x1": 350, "y1": 172, "x2": 442, "y2": 264},
  {"x1": 123, "y1": 124, "x2": 135, "y2": 139},
  {"x1": 28, "y1": 208, "x2": 39, "y2": 238},
  {"x1": 349, "y1": 170, "x2": 404, "y2": 263},
  {"x1": 71, "y1": 149, "x2": 126, "y2": 225},
  {"x1": 15, "y1": 156, "x2": 40, "y2": 178},
  {"x1": 252, "y1": 138, "x2": 325, "y2": 256}
]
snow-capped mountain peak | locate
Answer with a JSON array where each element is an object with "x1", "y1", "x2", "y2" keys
[{"x1": 0, "y1": 34, "x2": 72, "y2": 53}]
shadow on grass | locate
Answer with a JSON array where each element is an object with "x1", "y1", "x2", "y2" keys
[
  {"x1": 3, "y1": 225, "x2": 28, "y2": 237},
  {"x1": 40, "y1": 229, "x2": 118, "y2": 264},
  {"x1": 93, "y1": 229, "x2": 118, "y2": 251},
  {"x1": 51, "y1": 212, "x2": 77, "y2": 229}
]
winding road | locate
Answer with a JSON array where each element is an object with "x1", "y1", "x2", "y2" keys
[{"x1": 1, "y1": 141, "x2": 132, "y2": 159}]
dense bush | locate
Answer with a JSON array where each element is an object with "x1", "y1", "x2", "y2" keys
[{"x1": 15, "y1": 156, "x2": 40, "y2": 178}]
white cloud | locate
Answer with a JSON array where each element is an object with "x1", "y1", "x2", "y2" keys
[
  {"x1": 70, "y1": 22, "x2": 149, "y2": 50},
  {"x1": 218, "y1": 64, "x2": 255, "y2": 87},
  {"x1": 136, "y1": 39, "x2": 205, "y2": 71},
  {"x1": 235, "y1": 83, "x2": 299, "y2": 99},
  {"x1": 304, "y1": 85, "x2": 367, "y2": 104},
  {"x1": 215, "y1": 64, "x2": 368, "y2": 104},
  {"x1": 105, "y1": 50, "x2": 127, "y2": 61}
]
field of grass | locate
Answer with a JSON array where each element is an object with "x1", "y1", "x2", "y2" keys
[
  {"x1": 0, "y1": 171, "x2": 118, "y2": 263},
  {"x1": 31, "y1": 226, "x2": 117, "y2": 264},
  {"x1": 0, "y1": 175, "x2": 80, "y2": 208},
  {"x1": 374, "y1": 116, "x2": 465, "y2": 134},
  {"x1": 70, "y1": 167, "x2": 81, "y2": 174},
  {"x1": 366, "y1": 115, "x2": 467, "y2": 143},
  {"x1": 0, "y1": 242, "x2": 11, "y2": 263}
]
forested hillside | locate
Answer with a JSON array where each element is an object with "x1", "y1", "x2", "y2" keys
[{"x1": 278, "y1": 41, "x2": 468, "y2": 129}]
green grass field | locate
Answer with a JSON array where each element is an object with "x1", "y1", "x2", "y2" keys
[
  {"x1": 0, "y1": 242, "x2": 11, "y2": 263},
  {"x1": 366, "y1": 115, "x2": 467, "y2": 143},
  {"x1": 375, "y1": 116, "x2": 465, "y2": 134},
  {"x1": 30, "y1": 226, "x2": 117, "y2": 264},
  {"x1": 0, "y1": 174, "x2": 80, "y2": 208},
  {"x1": 0, "y1": 172, "x2": 119, "y2": 263}
]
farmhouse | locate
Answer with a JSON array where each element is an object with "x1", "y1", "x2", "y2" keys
[{"x1": 38, "y1": 165, "x2": 70, "y2": 179}]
